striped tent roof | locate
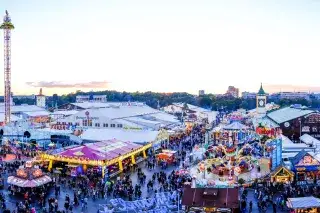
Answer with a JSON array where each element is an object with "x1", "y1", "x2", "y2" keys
[{"x1": 287, "y1": 196, "x2": 320, "y2": 209}]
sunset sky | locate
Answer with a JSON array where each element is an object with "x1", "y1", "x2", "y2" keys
[{"x1": 2, "y1": 0, "x2": 320, "y2": 95}]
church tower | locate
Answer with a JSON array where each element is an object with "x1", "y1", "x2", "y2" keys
[
  {"x1": 256, "y1": 83, "x2": 267, "y2": 117},
  {"x1": 36, "y1": 88, "x2": 46, "y2": 108}
]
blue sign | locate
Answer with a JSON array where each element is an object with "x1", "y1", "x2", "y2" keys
[{"x1": 271, "y1": 138, "x2": 282, "y2": 170}]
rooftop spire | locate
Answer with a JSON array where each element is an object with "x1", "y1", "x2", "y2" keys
[{"x1": 257, "y1": 83, "x2": 266, "y2": 95}]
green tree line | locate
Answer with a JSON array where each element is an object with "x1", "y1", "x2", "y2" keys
[{"x1": 10, "y1": 90, "x2": 320, "y2": 111}]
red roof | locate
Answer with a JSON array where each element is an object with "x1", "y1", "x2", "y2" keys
[{"x1": 182, "y1": 187, "x2": 239, "y2": 208}]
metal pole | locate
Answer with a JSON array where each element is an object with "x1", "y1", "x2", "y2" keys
[
  {"x1": 177, "y1": 190, "x2": 180, "y2": 213},
  {"x1": 300, "y1": 119, "x2": 302, "y2": 142}
]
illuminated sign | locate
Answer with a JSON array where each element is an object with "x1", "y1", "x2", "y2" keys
[
  {"x1": 302, "y1": 126, "x2": 310, "y2": 132},
  {"x1": 296, "y1": 167, "x2": 306, "y2": 171},
  {"x1": 75, "y1": 116, "x2": 99, "y2": 120}
]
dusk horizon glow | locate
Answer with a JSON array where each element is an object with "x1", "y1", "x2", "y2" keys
[{"x1": 2, "y1": 0, "x2": 320, "y2": 96}]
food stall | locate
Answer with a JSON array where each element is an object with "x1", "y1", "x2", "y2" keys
[
  {"x1": 270, "y1": 165, "x2": 294, "y2": 183},
  {"x1": 287, "y1": 196, "x2": 320, "y2": 213},
  {"x1": 7, "y1": 161, "x2": 52, "y2": 196},
  {"x1": 156, "y1": 150, "x2": 177, "y2": 164}
]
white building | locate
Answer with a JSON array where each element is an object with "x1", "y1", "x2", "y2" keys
[
  {"x1": 199, "y1": 90, "x2": 205, "y2": 96},
  {"x1": 162, "y1": 103, "x2": 217, "y2": 124},
  {"x1": 271, "y1": 92, "x2": 310, "y2": 100},
  {"x1": 36, "y1": 88, "x2": 46, "y2": 108},
  {"x1": 56, "y1": 103, "x2": 180, "y2": 130},
  {"x1": 50, "y1": 110, "x2": 79, "y2": 121},
  {"x1": 76, "y1": 95, "x2": 107, "y2": 103},
  {"x1": 241, "y1": 92, "x2": 256, "y2": 99},
  {"x1": 0, "y1": 104, "x2": 49, "y2": 120}
]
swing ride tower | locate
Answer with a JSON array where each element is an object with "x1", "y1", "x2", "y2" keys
[{"x1": 0, "y1": 11, "x2": 14, "y2": 124}]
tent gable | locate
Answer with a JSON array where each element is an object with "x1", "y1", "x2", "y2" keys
[
  {"x1": 295, "y1": 153, "x2": 320, "y2": 167},
  {"x1": 271, "y1": 166, "x2": 294, "y2": 178}
]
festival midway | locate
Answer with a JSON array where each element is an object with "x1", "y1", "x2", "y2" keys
[{"x1": 2, "y1": 3, "x2": 320, "y2": 213}]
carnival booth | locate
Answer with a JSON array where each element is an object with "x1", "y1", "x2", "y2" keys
[
  {"x1": 290, "y1": 151, "x2": 320, "y2": 186},
  {"x1": 7, "y1": 161, "x2": 52, "y2": 196},
  {"x1": 41, "y1": 139, "x2": 150, "y2": 177},
  {"x1": 287, "y1": 196, "x2": 320, "y2": 213},
  {"x1": 270, "y1": 165, "x2": 294, "y2": 183},
  {"x1": 212, "y1": 122, "x2": 250, "y2": 144},
  {"x1": 156, "y1": 150, "x2": 177, "y2": 164}
]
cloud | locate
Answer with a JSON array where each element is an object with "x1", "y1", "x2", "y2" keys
[
  {"x1": 26, "y1": 81, "x2": 109, "y2": 89},
  {"x1": 264, "y1": 84, "x2": 320, "y2": 93}
]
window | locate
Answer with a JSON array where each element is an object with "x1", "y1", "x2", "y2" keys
[
  {"x1": 95, "y1": 123, "x2": 100, "y2": 127},
  {"x1": 88, "y1": 119, "x2": 93, "y2": 127},
  {"x1": 111, "y1": 124, "x2": 116, "y2": 128},
  {"x1": 68, "y1": 122, "x2": 72, "y2": 126},
  {"x1": 103, "y1": 123, "x2": 108, "y2": 127},
  {"x1": 312, "y1": 126, "x2": 318, "y2": 132},
  {"x1": 62, "y1": 122, "x2": 66, "y2": 125},
  {"x1": 57, "y1": 122, "x2": 61, "y2": 125},
  {"x1": 117, "y1": 124, "x2": 123, "y2": 128},
  {"x1": 75, "y1": 122, "x2": 80, "y2": 126},
  {"x1": 82, "y1": 120, "x2": 88, "y2": 126}
]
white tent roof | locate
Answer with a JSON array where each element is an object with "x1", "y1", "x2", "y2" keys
[
  {"x1": 50, "y1": 110, "x2": 79, "y2": 116},
  {"x1": 267, "y1": 107, "x2": 314, "y2": 124},
  {"x1": 281, "y1": 134, "x2": 294, "y2": 146},
  {"x1": 252, "y1": 117, "x2": 280, "y2": 129},
  {"x1": 23, "y1": 111, "x2": 50, "y2": 117},
  {"x1": 0, "y1": 105, "x2": 45, "y2": 113},
  {"x1": 223, "y1": 122, "x2": 248, "y2": 130},
  {"x1": 80, "y1": 128, "x2": 160, "y2": 143},
  {"x1": 0, "y1": 113, "x2": 20, "y2": 122},
  {"x1": 287, "y1": 196, "x2": 320, "y2": 209},
  {"x1": 300, "y1": 134, "x2": 320, "y2": 145}
]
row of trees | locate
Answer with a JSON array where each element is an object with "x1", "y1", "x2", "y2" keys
[{"x1": 10, "y1": 90, "x2": 320, "y2": 111}]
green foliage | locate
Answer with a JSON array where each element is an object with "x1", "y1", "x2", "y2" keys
[
  {"x1": 13, "y1": 90, "x2": 320, "y2": 110},
  {"x1": 238, "y1": 178, "x2": 245, "y2": 185}
]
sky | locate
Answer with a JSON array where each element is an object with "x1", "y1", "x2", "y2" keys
[{"x1": 2, "y1": 0, "x2": 320, "y2": 95}]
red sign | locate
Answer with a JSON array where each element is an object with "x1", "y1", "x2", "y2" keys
[{"x1": 256, "y1": 127, "x2": 276, "y2": 136}]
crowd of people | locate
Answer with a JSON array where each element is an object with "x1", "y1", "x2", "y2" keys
[{"x1": 0, "y1": 124, "x2": 206, "y2": 213}]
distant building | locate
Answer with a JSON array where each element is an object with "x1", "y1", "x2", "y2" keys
[
  {"x1": 76, "y1": 95, "x2": 107, "y2": 103},
  {"x1": 270, "y1": 92, "x2": 310, "y2": 100},
  {"x1": 267, "y1": 105, "x2": 320, "y2": 141},
  {"x1": 199, "y1": 90, "x2": 205, "y2": 96},
  {"x1": 242, "y1": 92, "x2": 256, "y2": 99},
  {"x1": 36, "y1": 88, "x2": 46, "y2": 108},
  {"x1": 226, "y1": 86, "x2": 239, "y2": 98}
]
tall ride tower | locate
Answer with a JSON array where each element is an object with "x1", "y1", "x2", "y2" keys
[{"x1": 0, "y1": 11, "x2": 14, "y2": 124}]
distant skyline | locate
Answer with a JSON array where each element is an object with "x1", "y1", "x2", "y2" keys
[{"x1": 2, "y1": 0, "x2": 320, "y2": 96}]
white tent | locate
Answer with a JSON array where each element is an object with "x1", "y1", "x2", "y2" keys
[
  {"x1": 223, "y1": 122, "x2": 249, "y2": 130},
  {"x1": 287, "y1": 196, "x2": 320, "y2": 209},
  {"x1": 300, "y1": 134, "x2": 320, "y2": 146}
]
